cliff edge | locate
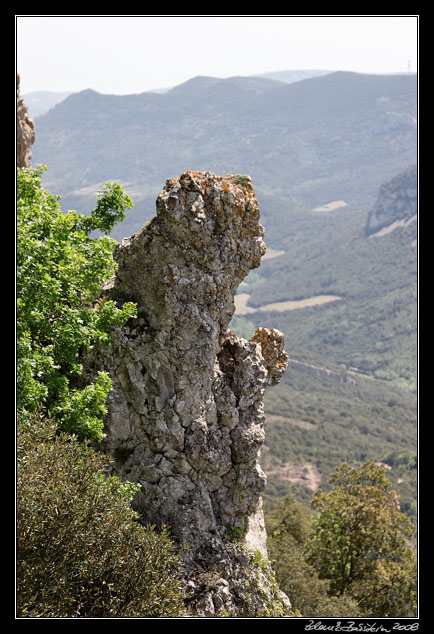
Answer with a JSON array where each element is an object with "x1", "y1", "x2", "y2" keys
[
  {"x1": 82, "y1": 170, "x2": 290, "y2": 616},
  {"x1": 365, "y1": 164, "x2": 417, "y2": 240}
]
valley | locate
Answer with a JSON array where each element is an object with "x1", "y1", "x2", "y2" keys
[{"x1": 28, "y1": 69, "x2": 417, "y2": 524}]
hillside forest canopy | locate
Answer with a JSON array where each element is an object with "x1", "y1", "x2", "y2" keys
[{"x1": 16, "y1": 166, "x2": 417, "y2": 617}]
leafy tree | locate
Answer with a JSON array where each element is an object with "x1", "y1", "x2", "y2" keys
[
  {"x1": 305, "y1": 461, "x2": 417, "y2": 617},
  {"x1": 17, "y1": 414, "x2": 186, "y2": 617},
  {"x1": 265, "y1": 494, "x2": 361, "y2": 617},
  {"x1": 16, "y1": 171, "x2": 188, "y2": 617},
  {"x1": 17, "y1": 166, "x2": 137, "y2": 440}
]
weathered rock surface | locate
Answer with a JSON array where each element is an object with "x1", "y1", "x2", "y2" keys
[
  {"x1": 82, "y1": 171, "x2": 290, "y2": 616},
  {"x1": 17, "y1": 74, "x2": 35, "y2": 168}
]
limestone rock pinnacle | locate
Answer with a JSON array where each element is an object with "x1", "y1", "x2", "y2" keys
[{"x1": 82, "y1": 171, "x2": 290, "y2": 616}]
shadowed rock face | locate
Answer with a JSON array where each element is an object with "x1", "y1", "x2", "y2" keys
[{"x1": 82, "y1": 171, "x2": 289, "y2": 616}]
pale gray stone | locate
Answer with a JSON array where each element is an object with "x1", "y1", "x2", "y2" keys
[{"x1": 82, "y1": 171, "x2": 290, "y2": 616}]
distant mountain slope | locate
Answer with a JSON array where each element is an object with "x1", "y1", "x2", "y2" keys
[
  {"x1": 28, "y1": 70, "x2": 418, "y2": 522},
  {"x1": 234, "y1": 166, "x2": 417, "y2": 391},
  {"x1": 23, "y1": 90, "x2": 73, "y2": 117},
  {"x1": 32, "y1": 71, "x2": 417, "y2": 242},
  {"x1": 252, "y1": 69, "x2": 333, "y2": 83},
  {"x1": 31, "y1": 70, "x2": 417, "y2": 389},
  {"x1": 365, "y1": 164, "x2": 417, "y2": 238},
  {"x1": 261, "y1": 343, "x2": 417, "y2": 522}
]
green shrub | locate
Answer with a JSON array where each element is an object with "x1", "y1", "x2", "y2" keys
[
  {"x1": 265, "y1": 494, "x2": 361, "y2": 617},
  {"x1": 306, "y1": 462, "x2": 417, "y2": 617},
  {"x1": 17, "y1": 414, "x2": 186, "y2": 618},
  {"x1": 16, "y1": 166, "x2": 137, "y2": 441}
]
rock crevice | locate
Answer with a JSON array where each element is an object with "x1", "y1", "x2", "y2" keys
[{"x1": 83, "y1": 171, "x2": 289, "y2": 616}]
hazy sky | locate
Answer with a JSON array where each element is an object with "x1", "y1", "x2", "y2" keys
[{"x1": 16, "y1": 15, "x2": 418, "y2": 95}]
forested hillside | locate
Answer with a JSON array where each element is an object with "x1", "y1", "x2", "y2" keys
[
  {"x1": 31, "y1": 71, "x2": 416, "y2": 242},
  {"x1": 233, "y1": 166, "x2": 417, "y2": 519},
  {"x1": 17, "y1": 166, "x2": 417, "y2": 618},
  {"x1": 233, "y1": 167, "x2": 417, "y2": 391},
  {"x1": 28, "y1": 69, "x2": 417, "y2": 526},
  {"x1": 17, "y1": 65, "x2": 418, "y2": 617}
]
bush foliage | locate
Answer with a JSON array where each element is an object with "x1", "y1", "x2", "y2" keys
[
  {"x1": 17, "y1": 414, "x2": 186, "y2": 618},
  {"x1": 265, "y1": 462, "x2": 417, "y2": 618},
  {"x1": 17, "y1": 166, "x2": 136, "y2": 441},
  {"x1": 16, "y1": 168, "x2": 185, "y2": 618},
  {"x1": 306, "y1": 461, "x2": 417, "y2": 617}
]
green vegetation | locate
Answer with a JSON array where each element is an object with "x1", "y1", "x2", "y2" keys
[
  {"x1": 238, "y1": 195, "x2": 417, "y2": 392},
  {"x1": 19, "y1": 70, "x2": 417, "y2": 616},
  {"x1": 247, "y1": 550, "x2": 289, "y2": 617},
  {"x1": 266, "y1": 494, "x2": 361, "y2": 617},
  {"x1": 226, "y1": 524, "x2": 247, "y2": 542},
  {"x1": 17, "y1": 414, "x2": 185, "y2": 617},
  {"x1": 32, "y1": 72, "x2": 416, "y2": 242},
  {"x1": 307, "y1": 462, "x2": 417, "y2": 617},
  {"x1": 265, "y1": 462, "x2": 417, "y2": 617},
  {"x1": 260, "y1": 346, "x2": 417, "y2": 526},
  {"x1": 17, "y1": 166, "x2": 136, "y2": 441},
  {"x1": 16, "y1": 167, "x2": 185, "y2": 618}
]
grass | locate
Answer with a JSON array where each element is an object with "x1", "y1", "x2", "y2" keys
[{"x1": 234, "y1": 293, "x2": 342, "y2": 315}]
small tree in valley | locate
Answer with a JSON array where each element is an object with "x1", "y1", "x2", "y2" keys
[{"x1": 306, "y1": 461, "x2": 417, "y2": 617}]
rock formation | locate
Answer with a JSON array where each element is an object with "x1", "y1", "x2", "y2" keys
[
  {"x1": 17, "y1": 74, "x2": 35, "y2": 168},
  {"x1": 365, "y1": 164, "x2": 417, "y2": 239},
  {"x1": 82, "y1": 170, "x2": 290, "y2": 616}
]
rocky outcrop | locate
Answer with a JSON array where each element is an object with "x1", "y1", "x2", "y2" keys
[
  {"x1": 17, "y1": 74, "x2": 35, "y2": 168},
  {"x1": 82, "y1": 171, "x2": 290, "y2": 616},
  {"x1": 365, "y1": 165, "x2": 417, "y2": 239}
]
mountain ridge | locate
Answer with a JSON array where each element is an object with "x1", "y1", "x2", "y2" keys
[
  {"x1": 32, "y1": 70, "x2": 416, "y2": 246},
  {"x1": 24, "y1": 67, "x2": 418, "y2": 525}
]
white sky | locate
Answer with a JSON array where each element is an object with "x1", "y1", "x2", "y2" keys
[{"x1": 16, "y1": 15, "x2": 418, "y2": 95}]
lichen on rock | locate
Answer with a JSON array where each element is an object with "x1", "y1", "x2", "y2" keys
[{"x1": 82, "y1": 170, "x2": 290, "y2": 616}]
